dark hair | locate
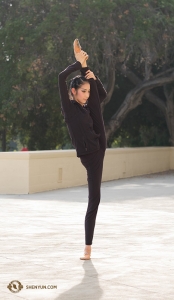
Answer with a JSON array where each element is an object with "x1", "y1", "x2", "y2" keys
[{"x1": 68, "y1": 75, "x2": 89, "y2": 99}]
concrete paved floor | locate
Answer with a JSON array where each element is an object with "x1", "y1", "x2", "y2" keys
[{"x1": 0, "y1": 171, "x2": 174, "y2": 300}]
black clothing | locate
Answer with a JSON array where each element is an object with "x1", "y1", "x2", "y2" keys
[
  {"x1": 80, "y1": 148, "x2": 105, "y2": 245},
  {"x1": 58, "y1": 61, "x2": 107, "y2": 156},
  {"x1": 58, "y1": 61, "x2": 107, "y2": 245}
]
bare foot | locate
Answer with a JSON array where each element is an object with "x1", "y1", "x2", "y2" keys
[{"x1": 80, "y1": 245, "x2": 91, "y2": 260}]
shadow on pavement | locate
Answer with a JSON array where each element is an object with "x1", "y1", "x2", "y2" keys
[{"x1": 54, "y1": 260, "x2": 103, "y2": 300}]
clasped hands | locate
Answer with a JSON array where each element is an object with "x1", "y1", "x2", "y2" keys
[{"x1": 74, "y1": 50, "x2": 96, "y2": 80}]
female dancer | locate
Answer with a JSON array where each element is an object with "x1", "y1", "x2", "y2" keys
[{"x1": 58, "y1": 40, "x2": 107, "y2": 260}]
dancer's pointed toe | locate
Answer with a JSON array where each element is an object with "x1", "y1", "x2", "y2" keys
[{"x1": 73, "y1": 38, "x2": 81, "y2": 54}]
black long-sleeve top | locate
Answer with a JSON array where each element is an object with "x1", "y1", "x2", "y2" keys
[{"x1": 58, "y1": 61, "x2": 107, "y2": 157}]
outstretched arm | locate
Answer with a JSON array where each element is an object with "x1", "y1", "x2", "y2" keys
[
  {"x1": 94, "y1": 76, "x2": 107, "y2": 103},
  {"x1": 58, "y1": 61, "x2": 81, "y2": 114},
  {"x1": 58, "y1": 51, "x2": 88, "y2": 114}
]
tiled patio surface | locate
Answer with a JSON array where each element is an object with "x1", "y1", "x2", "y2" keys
[{"x1": 1, "y1": 171, "x2": 174, "y2": 300}]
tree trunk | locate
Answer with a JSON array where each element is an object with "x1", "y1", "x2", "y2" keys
[
  {"x1": 105, "y1": 69, "x2": 174, "y2": 141},
  {"x1": 101, "y1": 63, "x2": 115, "y2": 113},
  {"x1": 118, "y1": 66, "x2": 174, "y2": 145},
  {"x1": 164, "y1": 87, "x2": 174, "y2": 146},
  {"x1": 119, "y1": 65, "x2": 166, "y2": 114}
]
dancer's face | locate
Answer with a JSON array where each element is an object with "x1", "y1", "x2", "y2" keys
[{"x1": 71, "y1": 82, "x2": 90, "y2": 106}]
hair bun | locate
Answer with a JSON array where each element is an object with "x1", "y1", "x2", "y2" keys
[{"x1": 68, "y1": 75, "x2": 89, "y2": 99}]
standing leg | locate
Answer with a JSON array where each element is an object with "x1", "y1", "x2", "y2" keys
[{"x1": 80, "y1": 149, "x2": 105, "y2": 259}]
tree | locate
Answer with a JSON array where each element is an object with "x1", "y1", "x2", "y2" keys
[
  {"x1": 0, "y1": 0, "x2": 67, "y2": 150},
  {"x1": 1, "y1": 0, "x2": 174, "y2": 150},
  {"x1": 73, "y1": 0, "x2": 174, "y2": 144}
]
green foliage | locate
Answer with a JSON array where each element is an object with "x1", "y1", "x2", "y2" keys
[{"x1": 0, "y1": 0, "x2": 174, "y2": 150}]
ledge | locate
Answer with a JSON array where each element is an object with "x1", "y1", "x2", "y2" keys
[{"x1": 0, "y1": 147, "x2": 173, "y2": 194}]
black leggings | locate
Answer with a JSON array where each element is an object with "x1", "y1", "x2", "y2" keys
[
  {"x1": 79, "y1": 88, "x2": 106, "y2": 245},
  {"x1": 80, "y1": 147, "x2": 105, "y2": 245}
]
